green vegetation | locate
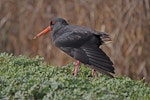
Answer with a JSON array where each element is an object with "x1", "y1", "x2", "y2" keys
[{"x1": 0, "y1": 53, "x2": 150, "y2": 100}]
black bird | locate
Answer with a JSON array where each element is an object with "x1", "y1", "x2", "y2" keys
[{"x1": 33, "y1": 18, "x2": 115, "y2": 77}]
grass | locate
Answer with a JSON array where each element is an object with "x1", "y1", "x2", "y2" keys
[{"x1": 0, "y1": 52, "x2": 150, "y2": 100}]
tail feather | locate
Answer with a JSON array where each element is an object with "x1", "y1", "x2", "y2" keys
[{"x1": 99, "y1": 32, "x2": 112, "y2": 43}]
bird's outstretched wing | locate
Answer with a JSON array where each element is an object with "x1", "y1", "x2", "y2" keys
[
  {"x1": 83, "y1": 46, "x2": 114, "y2": 71},
  {"x1": 71, "y1": 45, "x2": 115, "y2": 76}
]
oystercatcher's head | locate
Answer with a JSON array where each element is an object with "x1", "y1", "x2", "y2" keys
[
  {"x1": 33, "y1": 18, "x2": 68, "y2": 39},
  {"x1": 50, "y1": 18, "x2": 68, "y2": 31}
]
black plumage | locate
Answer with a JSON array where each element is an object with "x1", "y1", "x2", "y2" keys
[{"x1": 34, "y1": 18, "x2": 115, "y2": 77}]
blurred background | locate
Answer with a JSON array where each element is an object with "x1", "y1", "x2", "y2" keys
[{"x1": 0, "y1": 0, "x2": 149, "y2": 82}]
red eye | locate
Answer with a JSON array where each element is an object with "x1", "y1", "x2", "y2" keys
[{"x1": 51, "y1": 21, "x2": 56, "y2": 25}]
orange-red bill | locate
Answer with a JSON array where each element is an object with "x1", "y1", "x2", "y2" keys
[{"x1": 33, "y1": 26, "x2": 51, "y2": 39}]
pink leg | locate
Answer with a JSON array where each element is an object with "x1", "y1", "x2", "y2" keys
[
  {"x1": 74, "y1": 60, "x2": 80, "y2": 76},
  {"x1": 92, "y1": 69, "x2": 98, "y2": 78}
]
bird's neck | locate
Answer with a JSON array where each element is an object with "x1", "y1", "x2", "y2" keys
[{"x1": 51, "y1": 25, "x2": 67, "y2": 42}]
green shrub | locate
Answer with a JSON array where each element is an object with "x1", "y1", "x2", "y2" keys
[{"x1": 0, "y1": 53, "x2": 150, "y2": 100}]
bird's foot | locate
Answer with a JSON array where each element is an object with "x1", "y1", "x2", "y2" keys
[
  {"x1": 73, "y1": 60, "x2": 80, "y2": 76},
  {"x1": 92, "y1": 69, "x2": 98, "y2": 78}
]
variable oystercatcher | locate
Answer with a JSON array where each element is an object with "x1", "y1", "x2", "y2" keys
[{"x1": 33, "y1": 18, "x2": 115, "y2": 77}]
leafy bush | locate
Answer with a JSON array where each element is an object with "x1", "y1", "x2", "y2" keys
[{"x1": 0, "y1": 53, "x2": 150, "y2": 100}]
